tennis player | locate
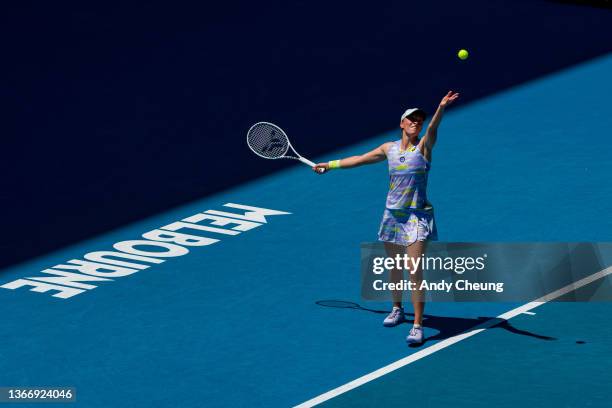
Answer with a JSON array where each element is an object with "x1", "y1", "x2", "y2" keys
[{"x1": 314, "y1": 91, "x2": 459, "y2": 344}]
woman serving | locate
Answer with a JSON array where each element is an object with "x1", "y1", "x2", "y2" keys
[{"x1": 313, "y1": 91, "x2": 459, "y2": 345}]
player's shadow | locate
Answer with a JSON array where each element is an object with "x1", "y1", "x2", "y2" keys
[{"x1": 315, "y1": 300, "x2": 556, "y2": 348}]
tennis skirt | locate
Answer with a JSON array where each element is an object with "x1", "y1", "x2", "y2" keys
[{"x1": 378, "y1": 208, "x2": 438, "y2": 246}]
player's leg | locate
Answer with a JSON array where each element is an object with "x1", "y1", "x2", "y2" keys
[
  {"x1": 382, "y1": 242, "x2": 406, "y2": 327},
  {"x1": 407, "y1": 239, "x2": 427, "y2": 343}
]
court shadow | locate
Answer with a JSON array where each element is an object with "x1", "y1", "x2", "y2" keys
[{"x1": 315, "y1": 300, "x2": 556, "y2": 348}]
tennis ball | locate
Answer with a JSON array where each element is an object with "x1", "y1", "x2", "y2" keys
[{"x1": 458, "y1": 49, "x2": 469, "y2": 60}]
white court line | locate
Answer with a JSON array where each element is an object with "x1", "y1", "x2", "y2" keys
[
  {"x1": 522, "y1": 311, "x2": 536, "y2": 315},
  {"x1": 294, "y1": 266, "x2": 612, "y2": 408}
]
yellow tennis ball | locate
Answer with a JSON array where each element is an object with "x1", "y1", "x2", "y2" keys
[{"x1": 458, "y1": 49, "x2": 469, "y2": 60}]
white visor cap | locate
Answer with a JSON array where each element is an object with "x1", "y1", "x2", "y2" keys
[{"x1": 401, "y1": 108, "x2": 427, "y2": 121}]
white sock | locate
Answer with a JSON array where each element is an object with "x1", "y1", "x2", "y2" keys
[{"x1": 413, "y1": 324, "x2": 422, "y2": 329}]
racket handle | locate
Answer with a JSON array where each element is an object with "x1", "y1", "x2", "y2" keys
[
  {"x1": 299, "y1": 157, "x2": 316, "y2": 167},
  {"x1": 299, "y1": 157, "x2": 325, "y2": 173}
]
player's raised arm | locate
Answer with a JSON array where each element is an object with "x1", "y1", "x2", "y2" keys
[
  {"x1": 420, "y1": 91, "x2": 460, "y2": 152},
  {"x1": 313, "y1": 142, "x2": 391, "y2": 173}
]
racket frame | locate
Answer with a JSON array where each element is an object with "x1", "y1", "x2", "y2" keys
[{"x1": 247, "y1": 121, "x2": 317, "y2": 168}]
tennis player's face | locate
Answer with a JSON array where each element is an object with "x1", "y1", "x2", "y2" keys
[{"x1": 401, "y1": 115, "x2": 424, "y2": 136}]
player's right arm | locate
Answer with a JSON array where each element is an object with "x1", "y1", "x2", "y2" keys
[{"x1": 313, "y1": 142, "x2": 392, "y2": 173}]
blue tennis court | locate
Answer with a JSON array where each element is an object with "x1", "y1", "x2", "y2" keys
[{"x1": 2, "y1": 52, "x2": 612, "y2": 407}]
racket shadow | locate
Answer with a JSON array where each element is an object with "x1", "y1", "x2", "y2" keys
[{"x1": 315, "y1": 300, "x2": 556, "y2": 348}]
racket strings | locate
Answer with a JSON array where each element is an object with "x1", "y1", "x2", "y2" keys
[{"x1": 247, "y1": 123, "x2": 291, "y2": 159}]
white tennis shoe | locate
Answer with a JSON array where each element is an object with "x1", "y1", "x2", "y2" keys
[
  {"x1": 383, "y1": 307, "x2": 405, "y2": 327},
  {"x1": 406, "y1": 326, "x2": 424, "y2": 344}
]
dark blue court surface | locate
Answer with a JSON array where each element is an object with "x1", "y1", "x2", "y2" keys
[{"x1": 2, "y1": 53, "x2": 612, "y2": 407}]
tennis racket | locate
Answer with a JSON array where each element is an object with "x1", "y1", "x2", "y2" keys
[{"x1": 246, "y1": 122, "x2": 323, "y2": 172}]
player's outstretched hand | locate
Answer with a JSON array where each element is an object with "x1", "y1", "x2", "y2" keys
[
  {"x1": 313, "y1": 163, "x2": 329, "y2": 174},
  {"x1": 439, "y1": 90, "x2": 459, "y2": 108}
]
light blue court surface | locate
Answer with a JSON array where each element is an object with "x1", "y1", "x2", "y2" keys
[{"x1": 2, "y1": 54, "x2": 612, "y2": 407}]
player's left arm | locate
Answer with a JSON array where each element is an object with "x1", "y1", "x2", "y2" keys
[{"x1": 419, "y1": 91, "x2": 460, "y2": 156}]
